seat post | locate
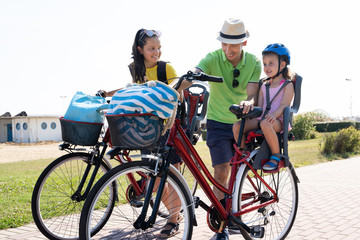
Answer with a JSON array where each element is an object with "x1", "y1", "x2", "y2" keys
[{"x1": 236, "y1": 118, "x2": 246, "y2": 148}]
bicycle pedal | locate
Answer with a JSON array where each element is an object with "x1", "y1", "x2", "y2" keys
[
  {"x1": 193, "y1": 196, "x2": 199, "y2": 208},
  {"x1": 250, "y1": 225, "x2": 265, "y2": 238},
  {"x1": 130, "y1": 200, "x2": 143, "y2": 208}
]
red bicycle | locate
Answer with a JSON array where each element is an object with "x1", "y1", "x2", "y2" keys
[
  {"x1": 31, "y1": 83, "x2": 207, "y2": 240},
  {"x1": 79, "y1": 71, "x2": 301, "y2": 239}
]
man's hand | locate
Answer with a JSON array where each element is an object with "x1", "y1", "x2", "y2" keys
[{"x1": 239, "y1": 100, "x2": 254, "y2": 114}]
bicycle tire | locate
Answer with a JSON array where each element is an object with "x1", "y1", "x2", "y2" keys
[
  {"x1": 148, "y1": 163, "x2": 197, "y2": 218},
  {"x1": 146, "y1": 163, "x2": 197, "y2": 218},
  {"x1": 79, "y1": 161, "x2": 194, "y2": 240},
  {"x1": 234, "y1": 162, "x2": 298, "y2": 240},
  {"x1": 125, "y1": 153, "x2": 198, "y2": 216},
  {"x1": 31, "y1": 152, "x2": 116, "y2": 240}
]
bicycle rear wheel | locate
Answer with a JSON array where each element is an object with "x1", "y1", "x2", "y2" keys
[
  {"x1": 31, "y1": 152, "x2": 116, "y2": 240},
  {"x1": 234, "y1": 163, "x2": 298, "y2": 240},
  {"x1": 79, "y1": 161, "x2": 194, "y2": 240}
]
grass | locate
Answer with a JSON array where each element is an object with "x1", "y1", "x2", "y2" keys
[
  {"x1": 0, "y1": 159, "x2": 53, "y2": 229},
  {"x1": 288, "y1": 137, "x2": 328, "y2": 167},
  {"x1": 0, "y1": 137, "x2": 357, "y2": 230}
]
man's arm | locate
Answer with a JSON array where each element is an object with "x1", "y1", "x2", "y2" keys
[
  {"x1": 239, "y1": 82, "x2": 259, "y2": 114},
  {"x1": 246, "y1": 82, "x2": 259, "y2": 105}
]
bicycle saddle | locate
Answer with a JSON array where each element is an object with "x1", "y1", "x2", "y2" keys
[{"x1": 229, "y1": 105, "x2": 263, "y2": 119}]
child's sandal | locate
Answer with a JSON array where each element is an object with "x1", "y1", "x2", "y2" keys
[
  {"x1": 263, "y1": 154, "x2": 281, "y2": 171},
  {"x1": 158, "y1": 222, "x2": 179, "y2": 238}
]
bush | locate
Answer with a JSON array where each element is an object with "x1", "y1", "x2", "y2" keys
[
  {"x1": 314, "y1": 121, "x2": 358, "y2": 132},
  {"x1": 202, "y1": 129, "x2": 207, "y2": 141},
  {"x1": 321, "y1": 126, "x2": 360, "y2": 155},
  {"x1": 291, "y1": 112, "x2": 318, "y2": 140}
]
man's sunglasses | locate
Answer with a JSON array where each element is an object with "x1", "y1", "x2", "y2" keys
[
  {"x1": 138, "y1": 29, "x2": 161, "y2": 43},
  {"x1": 233, "y1": 69, "x2": 240, "y2": 88}
]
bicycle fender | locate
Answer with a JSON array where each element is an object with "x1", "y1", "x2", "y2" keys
[
  {"x1": 231, "y1": 149, "x2": 259, "y2": 213},
  {"x1": 102, "y1": 156, "x2": 114, "y2": 169},
  {"x1": 169, "y1": 164, "x2": 197, "y2": 225}
]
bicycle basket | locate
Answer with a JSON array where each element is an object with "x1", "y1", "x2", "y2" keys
[
  {"x1": 106, "y1": 113, "x2": 164, "y2": 150},
  {"x1": 60, "y1": 117, "x2": 103, "y2": 146}
]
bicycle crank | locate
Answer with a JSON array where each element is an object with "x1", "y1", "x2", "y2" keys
[
  {"x1": 229, "y1": 215, "x2": 264, "y2": 239},
  {"x1": 207, "y1": 205, "x2": 221, "y2": 232}
]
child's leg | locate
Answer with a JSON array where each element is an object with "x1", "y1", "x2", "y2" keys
[
  {"x1": 260, "y1": 119, "x2": 283, "y2": 168},
  {"x1": 233, "y1": 119, "x2": 259, "y2": 148}
]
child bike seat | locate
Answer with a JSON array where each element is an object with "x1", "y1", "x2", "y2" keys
[{"x1": 183, "y1": 83, "x2": 209, "y2": 144}]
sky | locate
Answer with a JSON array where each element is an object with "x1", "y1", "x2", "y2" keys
[{"x1": 1, "y1": 0, "x2": 359, "y2": 119}]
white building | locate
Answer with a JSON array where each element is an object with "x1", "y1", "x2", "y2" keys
[{"x1": 0, "y1": 115, "x2": 62, "y2": 143}]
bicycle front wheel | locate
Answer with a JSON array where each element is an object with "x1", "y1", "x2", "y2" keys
[
  {"x1": 235, "y1": 163, "x2": 298, "y2": 240},
  {"x1": 79, "y1": 161, "x2": 194, "y2": 240},
  {"x1": 179, "y1": 162, "x2": 198, "y2": 196},
  {"x1": 31, "y1": 152, "x2": 116, "y2": 240}
]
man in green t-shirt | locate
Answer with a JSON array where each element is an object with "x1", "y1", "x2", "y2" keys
[{"x1": 193, "y1": 18, "x2": 261, "y2": 239}]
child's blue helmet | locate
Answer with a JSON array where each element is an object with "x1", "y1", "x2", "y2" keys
[{"x1": 262, "y1": 43, "x2": 291, "y2": 65}]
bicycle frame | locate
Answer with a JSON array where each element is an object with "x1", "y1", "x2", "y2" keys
[
  {"x1": 70, "y1": 129, "x2": 148, "y2": 201},
  {"x1": 167, "y1": 117, "x2": 279, "y2": 230},
  {"x1": 71, "y1": 142, "x2": 109, "y2": 201}
]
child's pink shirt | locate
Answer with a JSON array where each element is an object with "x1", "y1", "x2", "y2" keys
[{"x1": 257, "y1": 80, "x2": 291, "y2": 130}]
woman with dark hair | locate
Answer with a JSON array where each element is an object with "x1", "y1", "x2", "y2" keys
[
  {"x1": 99, "y1": 28, "x2": 189, "y2": 238},
  {"x1": 129, "y1": 29, "x2": 175, "y2": 84},
  {"x1": 100, "y1": 28, "x2": 187, "y2": 96}
]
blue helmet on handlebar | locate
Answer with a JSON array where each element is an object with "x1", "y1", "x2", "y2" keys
[{"x1": 262, "y1": 43, "x2": 291, "y2": 65}]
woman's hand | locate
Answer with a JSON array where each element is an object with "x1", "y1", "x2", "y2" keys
[
  {"x1": 170, "y1": 79, "x2": 192, "y2": 92},
  {"x1": 96, "y1": 90, "x2": 107, "y2": 98}
]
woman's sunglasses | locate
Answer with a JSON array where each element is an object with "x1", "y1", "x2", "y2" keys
[
  {"x1": 138, "y1": 29, "x2": 161, "y2": 43},
  {"x1": 233, "y1": 69, "x2": 240, "y2": 88}
]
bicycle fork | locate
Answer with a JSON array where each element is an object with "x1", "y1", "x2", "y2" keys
[
  {"x1": 71, "y1": 144, "x2": 107, "y2": 202},
  {"x1": 133, "y1": 154, "x2": 171, "y2": 230}
]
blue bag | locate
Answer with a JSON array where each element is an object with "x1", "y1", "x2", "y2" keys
[{"x1": 64, "y1": 91, "x2": 107, "y2": 123}]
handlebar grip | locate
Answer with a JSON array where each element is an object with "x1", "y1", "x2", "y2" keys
[
  {"x1": 174, "y1": 71, "x2": 224, "y2": 90},
  {"x1": 193, "y1": 72, "x2": 223, "y2": 83},
  {"x1": 200, "y1": 74, "x2": 223, "y2": 83}
]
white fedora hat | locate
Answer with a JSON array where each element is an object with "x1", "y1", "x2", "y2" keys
[{"x1": 217, "y1": 18, "x2": 249, "y2": 44}]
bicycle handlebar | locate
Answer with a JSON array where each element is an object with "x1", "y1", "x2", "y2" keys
[
  {"x1": 189, "y1": 71, "x2": 223, "y2": 83},
  {"x1": 174, "y1": 71, "x2": 223, "y2": 90}
]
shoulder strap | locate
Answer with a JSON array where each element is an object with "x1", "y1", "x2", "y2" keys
[
  {"x1": 157, "y1": 61, "x2": 167, "y2": 83},
  {"x1": 261, "y1": 80, "x2": 291, "y2": 120},
  {"x1": 258, "y1": 77, "x2": 269, "y2": 88}
]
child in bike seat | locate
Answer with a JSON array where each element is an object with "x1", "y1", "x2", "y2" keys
[{"x1": 233, "y1": 43, "x2": 294, "y2": 171}]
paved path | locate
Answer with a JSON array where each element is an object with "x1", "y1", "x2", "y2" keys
[{"x1": 1, "y1": 157, "x2": 360, "y2": 239}]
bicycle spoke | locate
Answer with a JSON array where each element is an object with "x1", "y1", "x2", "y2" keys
[
  {"x1": 79, "y1": 161, "x2": 193, "y2": 239},
  {"x1": 236, "y1": 164, "x2": 298, "y2": 239}
]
